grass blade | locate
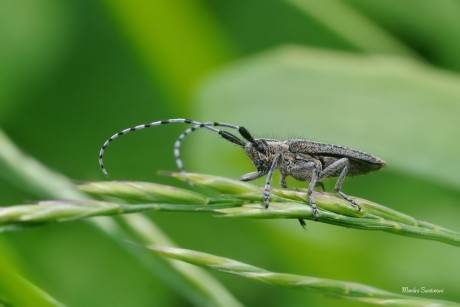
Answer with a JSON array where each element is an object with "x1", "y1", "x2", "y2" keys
[
  {"x1": 2, "y1": 173, "x2": 459, "y2": 247},
  {"x1": 80, "y1": 181, "x2": 208, "y2": 205},
  {"x1": 0, "y1": 238, "x2": 65, "y2": 307},
  {"x1": 116, "y1": 214, "x2": 243, "y2": 307},
  {"x1": 287, "y1": 0, "x2": 417, "y2": 56},
  {"x1": 0, "y1": 131, "x2": 242, "y2": 307},
  {"x1": 101, "y1": 0, "x2": 234, "y2": 105},
  {"x1": 152, "y1": 246, "x2": 460, "y2": 306}
]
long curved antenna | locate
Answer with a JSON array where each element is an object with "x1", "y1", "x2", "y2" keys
[
  {"x1": 99, "y1": 119, "x2": 243, "y2": 176},
  {"x1": 173, "y1": 122, "x2": 246, "y2": 184}
]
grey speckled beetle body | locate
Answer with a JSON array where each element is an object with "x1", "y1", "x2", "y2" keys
[{"x1": 99, "y1": 119, "x2": 386, "y2": 228}]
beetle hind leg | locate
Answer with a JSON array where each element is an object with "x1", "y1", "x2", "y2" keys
[
  {"x1": 280, "y1": 175, "x2": 287, "y2": 189},
  {"x1": 333, "y1": 162, "x2": 361, "y2": 211},
  {"x1": 319, "y1": 158, "x2": 361, "y2": 211},
  {"x1": 337, "y1": 191, "x2": 361, "y2": 211},
  {"x1": 317, "y1": 181, "x2": 325, "y2": 192}
]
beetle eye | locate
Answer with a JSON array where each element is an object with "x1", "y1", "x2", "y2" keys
[
  {"x1": 253, "y1": 140, "x2": 267, "y2": 154},
  {"x1": 255, "y1": 146, "x2": 265, "y2": 154}
]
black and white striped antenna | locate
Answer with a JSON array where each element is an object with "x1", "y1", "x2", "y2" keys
[{"x1": 98, "y1": 118, "x2": 248, "y2": 177}]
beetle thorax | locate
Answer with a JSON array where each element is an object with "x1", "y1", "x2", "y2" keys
[{"x1": 244, "y1": 140, "x2": 287, "y2": 173}]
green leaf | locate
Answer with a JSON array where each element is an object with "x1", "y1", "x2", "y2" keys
[
  {"x1": 100, "y1": 0, "x2": 235, "y2": 106},
  {"x1": 287, "y1": 0, "x2": 417, "y2": 57},
  {"x1": 0, "y1": 238, "x2": 64, "y2": 307},
  {"x1": 0, "y1": 130, "x2": 85, "y2": 199},
  {"x1": 347, "y1": 0, "x2": 460, "y2": 71},
  {"x1": 0, "y1": 0, "x2": 75, "y2": 123},
  {"x1": 195, "y1": 46, "x2": 460, "y2": 191},
  {"x1": 0, "y1": 131, "x2": 241, "y2": 307}
]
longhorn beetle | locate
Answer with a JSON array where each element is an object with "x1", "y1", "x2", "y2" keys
[{"x1": 99, "y1": 118, "x2": 386, "y2": 227}]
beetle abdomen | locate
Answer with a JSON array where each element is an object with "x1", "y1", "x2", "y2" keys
[
  {"x1": 287, "y1": 139, "x2": 385, "y2": 176},
  {"x1": 287, "y1": 139, "x2": 385, "y2": 165}
]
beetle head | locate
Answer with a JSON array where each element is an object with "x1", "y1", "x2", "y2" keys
[
  {"x1": 245, "y1": 139, "x2": 273, "y2": 172},
  {"x1": 221, "y1": 126, "x2": 271, "y2": 172},
  {"x1": 238, "y1": 127, "x2": 267, "y2": 154}
]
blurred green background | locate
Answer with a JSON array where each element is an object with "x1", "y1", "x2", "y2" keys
[{"x1": 1, "y1": 0, "x2": 460, "y2": 306}]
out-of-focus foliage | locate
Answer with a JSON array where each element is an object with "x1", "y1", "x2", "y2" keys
[{"x1": 0, "y1": 0, "x2": 459, "y2": 306}]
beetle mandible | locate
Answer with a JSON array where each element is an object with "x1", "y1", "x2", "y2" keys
[{"x1": 99, "y1": 119, "x2": 386, "y2": 227}]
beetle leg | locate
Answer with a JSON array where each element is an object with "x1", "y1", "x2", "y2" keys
[
  {"x1": 335, "y1": 167, "x2": 361, "y2": 211},
  {"x1": 240, "y1": 171, "x2": 265, "y2": 181},
  {"x1": 280, "y1": 175, "x2": 287, "y2": 188},
  {"x1": 287, "y1": 160, "x2": 321, "y2": 220},
  {"x1": 281, "y1": 174, "x2": 323, "y2": 191},
  {"x1": 297, "y1": 218, "x2": 307, "y2": 229},
  {"x1": 317, "y1": 181, "x2": 325, "y2": 192},
  {"x1": 306, "y1": 161, "x2": 321, "y2": 221},
  {"x1": 262, "y1": 153, "x2": 281, "y2": 208},
  {"x1": 318, "y1": 158, "x2": 361, "y2": 211}
]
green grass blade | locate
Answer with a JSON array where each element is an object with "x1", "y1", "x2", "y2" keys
[
  {"x1": 2, "y1": 173, "x2": 459, "y2": 247},
  {"x1": 0, "y1": 238, "x2": 65, "y2": 307},
  {"x1": 116, "y1": 214, "x2": 243, "y2": 307},
  {"x1": 0, "y1": 131, "x2": 242, "y2": 307},
  {"x1": 0, "y1": 130, "x2": 84, "y2": 199},
  {"x1": 348, "y1": 0, "x2": 460, "y2": 71},
  {"x1": 152, "y1": 246, "x2": 460, "y2": 306},
  {"x1": 101, "y1": 0, "x2": 235, "y2": 105},
  {"x1": 287, "y1": 0, "x2": 417, "y2": 57},
  {"x1": 80, "y1": 181, "x2": 208, "y2": 205}
]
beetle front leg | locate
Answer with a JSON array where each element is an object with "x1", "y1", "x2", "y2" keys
[
  {"x1": 240, "y1": 171, "x2": 265, "y2": 182},
  {"x1": 262, "y1": 153, "x2": 281, "y2": 208},
  {"x1": 319, "y1": 158, "x2": 361, "y2": 211}
]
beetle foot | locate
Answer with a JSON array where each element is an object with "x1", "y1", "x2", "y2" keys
[
  {"x1": 338, "y1": 191, "x2": 361, "y2": 211},
  {"x1": 298, "y1": 219, "x2": 306, "y2": 229},
  {"x1": 308, "y1": 194, "x2": 319, "y2": 221}
]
